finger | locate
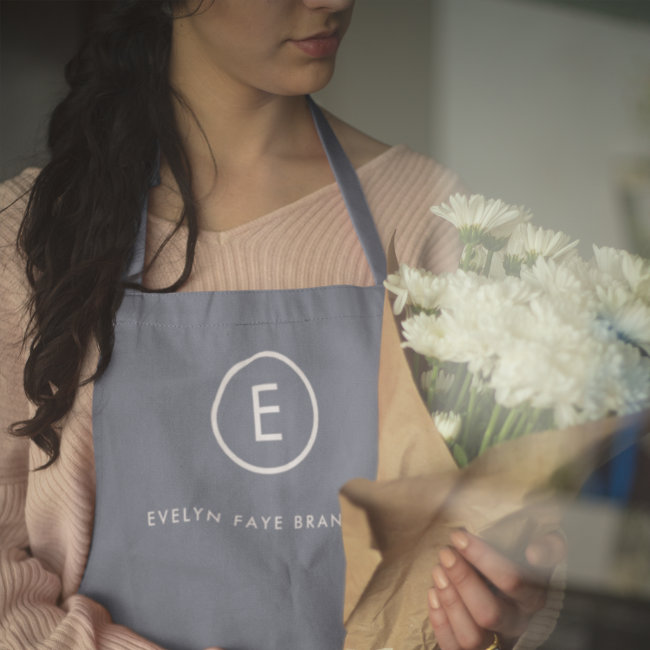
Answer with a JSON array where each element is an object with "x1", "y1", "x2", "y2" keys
[
  {"x1": 432, "y1": 564, "x2": 498, "y2": 650},
  {"x1": 449, "y1": 530, "x2": 546, "y2": 615},
  {"x1": 438, "y1": 546, "x2": 524, "y2": 637},
  {"x1": 525, "y1": 531, "x2": 567, "y2": 571},
  {"x1": 428, "y1": 588, "x2": 462, "y2": 650}
]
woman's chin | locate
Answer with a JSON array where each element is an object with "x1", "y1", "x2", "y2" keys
[{"x1": 277, "y1": 64, "x2": 338, "y2": 97}]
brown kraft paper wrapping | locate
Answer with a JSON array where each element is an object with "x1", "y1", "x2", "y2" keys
[{"x1": 339, "y1": 290, "x2": 649, "y2": 650}]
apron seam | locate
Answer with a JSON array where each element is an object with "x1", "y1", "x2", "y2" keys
[
  {"x1": 114, "y1": 312, "x2": 384, "y2": 328},
  {"x1": 124, "y1": 285, "x2": 383, "y2": 298}
]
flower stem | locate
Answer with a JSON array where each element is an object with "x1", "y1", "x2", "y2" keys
[
  {"x1": 426, "y1": 362, "x2": 440, "y2": 412},
  {"x1": 495, "y1": 406, "x2": 521, "y2": 443},
  {"x1": 478, "y1": 403, "x2": 503, "y2": 456},
  {"x1": 447, "y1": 365, "x2": 467, "y2": 407},
  {"x1": 412, "y1": 352, "x2": 421, "y2": 383},
  {"x1": 459, "y1": 386, "x2": 478, "y2": 448},
  {"x1": 511, "y1": 404, "x2": 531, "y2": 438},
  {"x1": 453, "y1": 371, "x2": 472, "y2": 413},
  {"x1": 522, "y1": 407, "x2": 543, "y2": 436},
  {"x1": 482, "y1": 250, "x2": 495, "y2": 276},
  {"x1": 460, "y1": 245, "x2": 474, "y2": 271}
]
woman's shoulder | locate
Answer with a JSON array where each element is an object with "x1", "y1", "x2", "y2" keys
[
  {"x1": 0, "y1": 167, "x2": 40, "y2": 234},
  {"x1": 353, "y1": 141, "x2": 465, "y2": 215},
  {"x1": 358, "y1": 143, "x2": 464, "y2": 272},
  {"x1": 361, "y1": 143, "x2": 463, "y2": 195},
  {"x1": 320, "y1": 108, "x2": 392, "y2": 169},
  {"x1": 321, "y1": 117, "x2": 466, "y2": 272},
  {"x1": 0, "y1": 168, "x2": 39, "y2": 290},
  {"x1": 1, "y1": 167, "x2": 40, "y2": 198},
  {"x1": 321, "y1": 108, "x2": 462, "y2": 193}
]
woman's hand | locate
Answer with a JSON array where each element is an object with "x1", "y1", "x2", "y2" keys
[{"x1": 428, "y1": 529, "x2": 566, "y2": 650}]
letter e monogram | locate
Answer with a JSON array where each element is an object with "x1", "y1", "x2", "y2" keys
[{"x1": 251, "y1": 383, "x2": 283, "y2": 442}]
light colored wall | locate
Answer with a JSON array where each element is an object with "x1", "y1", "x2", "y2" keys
[
  {"x1": 431, "y1": 0, "x2": 650, "y2": 252},
  {"x1": 314, "y1": 0, "x2": 433, "y2": 156},
  {"x1": 319, "y1": 0, "x2": 650, "y2": 254}
]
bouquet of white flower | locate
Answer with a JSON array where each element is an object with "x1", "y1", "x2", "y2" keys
[
  {"x1": 340, "y1": 195, "x2": 650, "y2": 650},
  {"x1": 385, "y1": 194, "x2": 650, "y2": 466}
]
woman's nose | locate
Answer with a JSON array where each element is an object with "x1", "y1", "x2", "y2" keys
[{"x1": 302, "y1": 0, "x2": 354, "y2": 12}]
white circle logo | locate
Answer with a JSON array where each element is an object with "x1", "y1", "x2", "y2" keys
[{"x1": 210, "y1": 351, "x2": 319, "y2": 475}]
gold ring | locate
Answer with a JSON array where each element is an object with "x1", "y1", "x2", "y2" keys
[{"x1": 483, "y1": 632, "x2": 502, "y2": 650}]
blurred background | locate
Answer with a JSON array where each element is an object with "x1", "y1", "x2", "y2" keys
[
  {"x1": 2, "y1": 1, "x2": 650, "y2": 647},
  {"x1": 318, "y1": 0, "x2": 650, "y2": 260}
]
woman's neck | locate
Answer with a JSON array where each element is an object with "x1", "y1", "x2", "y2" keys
[
  {"x1": 168, "y1": 15, "x2": 323, "y2": 173},
  {"x1": 158, "y1": 17, "x2": 389, "y2": 233}
]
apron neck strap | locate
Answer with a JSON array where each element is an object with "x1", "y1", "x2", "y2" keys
[
  {"x1": 307, "y1": 96, "x2": 386, "y2": 285},
  {"x1": 126, "y1": 145, "x2": 161, "y2": 282},
  {"x1": 127, "y1": 98, "x2": 387, "y2": 285}
]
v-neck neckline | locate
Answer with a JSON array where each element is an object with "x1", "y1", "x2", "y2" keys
[{"x1": 146, "y1": 145, "x2": 405, "y2": 246}]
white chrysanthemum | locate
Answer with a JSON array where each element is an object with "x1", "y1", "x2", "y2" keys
[
  {"x1": 431, "y1": 194, "x2": 529, "y2": 243},
  {"x1": 402, "y1": 309, "x2": 497, "y2": 377},
  {"x1": 556, "y1": 339, "x2": 650, "y2": 427},
  {"x1": 470, "y1": 372, "x2": 489, "y2": 393},
  {"x1": 506, "y1": 223, "x2": 579, "y2": 262},
  {"x1": 438, "y1": 269, "x2": 538, "y2": 312},
  {"x1": 400, "y1": 257, "x2": 650, "y2": 424},
  {"x1": 487, "y1": 321, "x2": 594, "y2": 411},
  {"x1": 440, "y1": 274, "x2": 542, "y2": 346},
  {"x1": 520, "y1": 257, "x2": 598, "y2": 324},
  {"x1": 421, "y1": 269, "x2": 486, "y2": 315},
  {"x1": 420, "y1": 368, "x2": 435, "y2": 391},
  {"x1": 401, "y1": 312, "x2": 449, "y2": 358},
  {"x1": 582, "y1": 341, "x2": 650, "y2": 421},
  {"x1": 592, "y1": 246, "x2": 650, "y2": 297},
  {"x1": 420, "y1": 368, "x2": 455, "y2": 393},
  {"x1": 520, "y1": 256, "x2": 587, "y2": 295},
  {"x1": 595, "y1": 284, "x2": 650, "y2": 355},
  {"x1": 489, "y1": 204, "x2": 534, "y2": 240},
  {"x1": 403, "y1": 271, "x2": 544, "y2": 378},
  {"x1": 529, "y1": 294, "x2": 595, "y2": 349},
  {"x1": 401, "y1": 265, "x2": 448, "y2": 310},
  {"x1": 433, "y1": 411, "x2": 462, "y2": 442},
  {"x1": 384, "y1": 271, "x2": 409, "y2": 315},
  {"x1": 554, "y1": 402, "x2": 582, "y2": 428},
  {"x1": 470, "y1": 282, "x2": 596, "y2": 411},
  {"x1": 486, "y1": 284, "x2": 650, "y2": 419},
  {"x1": 384, "y1": 264, "x2": 449, "y2": 315}
]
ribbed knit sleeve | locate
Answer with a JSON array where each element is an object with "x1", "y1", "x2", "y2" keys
[{"x1": 0, "y1": 170, "x2": 165, "y2": 650}]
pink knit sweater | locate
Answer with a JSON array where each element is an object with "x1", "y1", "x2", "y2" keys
[{"x1": 0, "y1": 147, "x2": 561, "y2": 649}]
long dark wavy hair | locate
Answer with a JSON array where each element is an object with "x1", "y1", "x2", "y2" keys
[{"x1": 11, "y1": 0, "x2": 200, "y2": 468}]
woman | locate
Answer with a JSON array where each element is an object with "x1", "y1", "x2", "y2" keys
[{"x1": 0, "y1": 1, "x2": 565, "y2": 649}]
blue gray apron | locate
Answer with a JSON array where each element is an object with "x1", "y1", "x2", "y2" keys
[{"x1": 79, "y1": 97, "x2": 386, "y2": 650}]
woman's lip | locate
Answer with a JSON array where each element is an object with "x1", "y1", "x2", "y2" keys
[{"x1": 291, "y1": 32, "x2": 341, "y2": 58}]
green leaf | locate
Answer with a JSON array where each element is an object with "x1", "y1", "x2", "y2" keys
[{"x1": 452, "y1": 444, "x2": 469, "y2": 468}]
